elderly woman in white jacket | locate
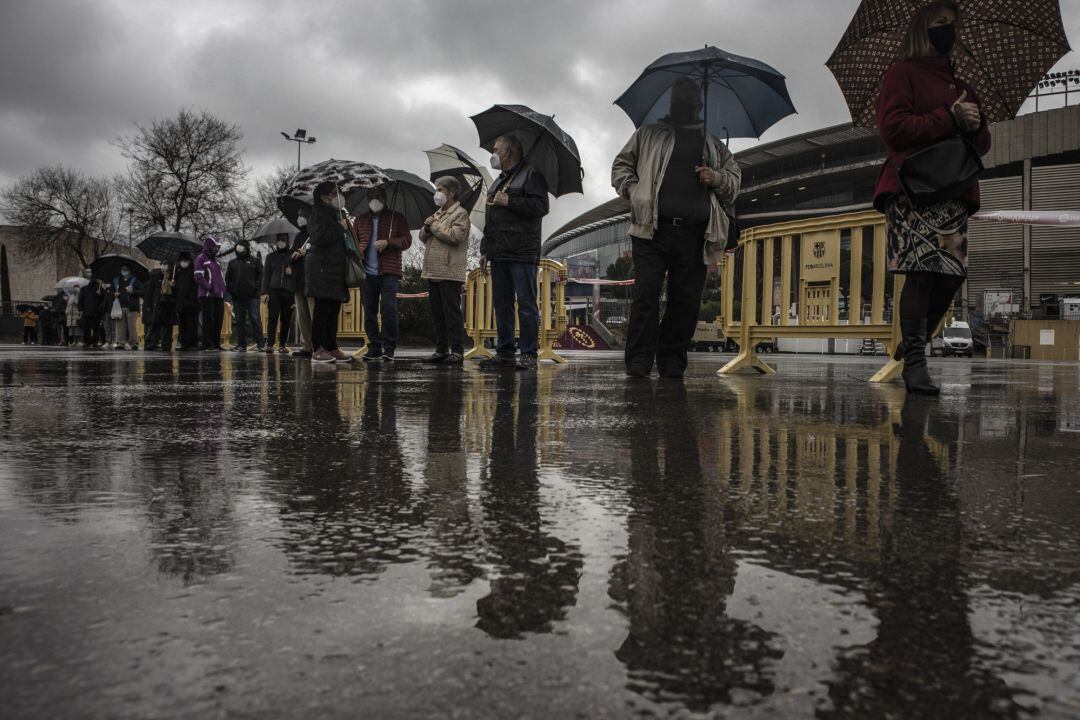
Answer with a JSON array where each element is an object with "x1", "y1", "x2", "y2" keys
[{"x1": 420, "y1": 176, "x2": 472, "y2": 364}]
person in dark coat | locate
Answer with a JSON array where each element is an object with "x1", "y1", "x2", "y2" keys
[
  {"x1": 146, "y1": 262, "x2": 177, "y2": 351},
  {"x1": 142, "y1": 266, "x2": 163, "y2": 350},
  {"x1": 111, "y1": 266, "x2": 143, "y2": 350},
  {"x1": 173, "y1": 252, "x2": 200, "y2": 350},
  {"x1": 78, "y1": 279, "x2": 107, "y2": 348},
  {"x1": 290, "y1": 209, "x2": 314, "y2": 357},
  {"x1": 305, "y1": 180, "x2": 351, "y2": 364},
  {"x1": 874, "y1": 0, "x2": 992, "y2": 395},
  {"x1": 262, "y1": 232, "x2": 296, "y2": 353},
  {"x1": 479, "y1": 134, "x2": 550, "y2": 371},
  {"x1": 225, "y1": 240, "x2": 265, "y2": 352}
]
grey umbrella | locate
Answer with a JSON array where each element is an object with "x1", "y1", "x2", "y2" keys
[
  {"x1": 251, "y1": 217, "x2": 299, "y2": 245},
  {"x1": 349, "y1": 168, "x2": 436, "y2": 232},
  {"x1": 425, "y1": 143, "x2": 494, "y2": 231},
  {"x1": 470, "y1": 105, "x2": 584, "y2": 197},
  {"x1": 614, "y1": 46, "x2": 796, "y2": 141}
]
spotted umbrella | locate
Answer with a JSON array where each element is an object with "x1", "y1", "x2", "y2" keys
[
  {"x1": 827, "y1": 0, "x2": 1071, "y2": 127},
  {"x1": 424, "y1": 144, "x2": 494, "y2": 231},
  {"x1": 277, "y1": 159, "x2": 390, "y2": 224}
]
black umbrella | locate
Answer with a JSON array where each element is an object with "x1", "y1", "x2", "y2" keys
[
  {"x1": 470, "y1": 104, "x2": 584, "y2": 197},
  {"x1": 425, "y1": 143, "x2": 494, "y2": 231},
  {"x1": 827, "y1": 0, "x2": 1071, "y2": 127},
  {"x1": 16, "y1": 303, "x2": 36, "y2": 313},
  {"x1": 349, "y1": 168, "x2": 436, "y2": 232},
  {"x1": 90, "y1": 254, "x2": 150, "y2": 284},
  {"x1": 614, "y1": 46, "x2": 796, "y2": 141},
  {"x1": 137, "y1": 232, "x2": 201, "y2": 263}
]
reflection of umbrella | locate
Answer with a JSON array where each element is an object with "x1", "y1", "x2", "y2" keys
[
  {"x1": 90, "y1": 254, "x2": 150, "y2": 284},
  {"x1": 278, "y1": 159, "x2": 390, "y2": 224},
  {"x1": 349, "y1": 168, "x2": 435, "y2": 231},
  {"x1": 425, "y1": 144, "x2": 494, "y2": 231},
  {"x1": 614, "y1": 46, "x2": 796, "y2": 140},
  {"x1": 251, "y1": 218, "x2": 299, "y2": 245},
  {"x1": 55, "y1": 276, "x2": 90, "y2": 292},
  {"x1": 827, "y1": 0, "x2": 1071, "y2": 127},
  {"x1": 137, "y1": 232, "x2": 201, "y2": 263},
  {"x1": 470, "y1": 105, "x2": 584, "y2": 197}
]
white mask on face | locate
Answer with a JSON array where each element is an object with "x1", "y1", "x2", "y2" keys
[
  {"x1": 368, "y1": 199, "x2": 384, "y2": 214},
  {"x1": 490, "y1": 153, "x2": 503, "y2": 170},
  {"x1": 433, "y1": 191, "x2": 447, "y2": 208},
  {"x1": 180, "y1": 261, "x2": 191, "y2": 269},
  {"x1": 276, "y1": 241, "x2": 288, "y2": 250},
  {"x1": 296, "y1": 216, "x2": 308, "y2": 227}
]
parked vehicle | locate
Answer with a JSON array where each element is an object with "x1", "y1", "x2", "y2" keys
[
  {"x1": 932, "y1": 321, "x2": 974, "y2": 358},
  {"x1": 692, "y1": 321, "x2": 732, "y2": 352}
]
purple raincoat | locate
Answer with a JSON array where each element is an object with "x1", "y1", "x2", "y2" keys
[{"x1": 194, "y1": 235, "x2": 225, "y2": 299}]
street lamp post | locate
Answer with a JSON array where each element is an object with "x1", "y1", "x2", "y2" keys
[{"x1": 281, "y1": 129, "x2": 317, "y2": 171}]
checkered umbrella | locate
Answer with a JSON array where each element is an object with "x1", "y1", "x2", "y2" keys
[{"x1": 827, "y1": 0, "x2": 1071, "y2": 127}]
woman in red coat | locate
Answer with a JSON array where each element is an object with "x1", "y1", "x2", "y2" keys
[{"x1": 874, "y1": 0, "x2": 992, "y2": 395}]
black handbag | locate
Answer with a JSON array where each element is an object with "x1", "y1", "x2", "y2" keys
[
  {"x1": 898, "y1": 136, "x2": 983, "y2": 206},
  {"x1": 723, "y1": 205, "x2": 741, "y2": 252}
]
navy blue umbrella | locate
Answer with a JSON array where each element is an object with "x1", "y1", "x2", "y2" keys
[{"x1": 615, "y1": 46, "x2": 796, "y2": 140}]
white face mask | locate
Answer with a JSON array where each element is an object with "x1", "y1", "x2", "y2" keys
[
  {"x1": 368, "y1": 199, "x2": 384, "y2": 214},
  {"x1": 433, "y1": 191, "x2": 447, "y2": 208},
  {"x1": 490, "y1": 153, "x2": 503, "y2": 170},
  {"x1": 276, "y1": 241, "x2": 288, "y2": 250},
  {"x1": 296, "y1": 216, "x2": 308, "y2": 227},
  {"x1": 180, "y1": 261, "x2": 191, "y2": 269}
]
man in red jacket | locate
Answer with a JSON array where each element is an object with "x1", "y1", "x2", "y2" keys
[{"x1": 353, "y1": 186, "x2": 412, "y2": 362}]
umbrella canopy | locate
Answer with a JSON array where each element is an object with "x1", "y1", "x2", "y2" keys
[
  {"x1": 136, "y1": 232, "x2": 201, "y2": 263},
  {"x1": 827, "y1": 0, "x2": 1071, "y2": 127},
  {"x1": 278, "y1": 159, "x2": 391, "y2": 224},
  {"x1": 614, "y1": 46, "x2": 797, "y2": 140},
  {"x1": 424, "y1": 143, "x2": 494, "y2": 231},
  {"x1": 349, "y1": 168, "x2": 436, "y2": 231},
  {"x1": 470, "y1": 105, "x2": 584, "y2": 197},
  {"x1": 55, "y1": 276, "x2": 90, "y2": 292},
  {"x1": 251, "y1": 217, "x2": 299, "y2": 246},
  {"x1": 90, "y1": 254, "x2": 150, "y2": 284},
  {"x1": 15, "y1": 303, "x2": 36, "y2": 313}
]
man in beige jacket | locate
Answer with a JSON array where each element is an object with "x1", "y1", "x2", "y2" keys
[
  {"x1": 420, "y1": 176, "x2": 471, "y2": 363},
  {"x1": 612, "y1": 77, "x2": 741, "y2": 379}
]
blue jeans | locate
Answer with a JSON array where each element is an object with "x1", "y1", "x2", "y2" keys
[
  {"x1": 491, "y1": 260, "x2": 539, "y2": 358},
  {"x1": 362, "y1": 274, "x2": 399, "y2": 356},
  {"x1": 232, "y1": 297, "x2": 264, "y2": 348}
]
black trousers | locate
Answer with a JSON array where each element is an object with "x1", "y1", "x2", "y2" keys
[
  {"x1": 24, "y1": 326, "x2": 36, "y2": 344},
  {"x1": 152, "y1": 325, "x2": 174, "y2": 350},
  {"x1": 899, "y1": 272, "x2": 965, "y2": 328},
  {"x1": 266, "y1": 290, "x2": 295, "y2": 348},
  {"x1": 312, "y1": 298, "x2": 341, "y2": 352},
  {"x1": 200, "y1": 297, "x2": 224, "y2": 349},
  {"x1": 144, "y1": 322, "x2": 161, "y2": 350},
  {"x1": 625, "y1": 225, "x2": 708, "y2": 374},
  {"x1": 81, "y1": 317, "x2": 100, "y2": 347},
  {"x1": 177, "y1": 311, "x2": 199, "y2": 349},
  {"x1": 428, "y1": 280, "x2": 465, "y2": 354}
]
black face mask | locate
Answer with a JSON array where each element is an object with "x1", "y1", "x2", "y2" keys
[
  {"x1": 670, "y1": 100, "x2": 700, "y2": 126},
  {"x1": 927, "y1": 24, "x2": 957, "y2": 56}
]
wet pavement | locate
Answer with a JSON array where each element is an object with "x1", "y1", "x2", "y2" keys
[{"x1": 1, "y1": 347, "x2": 1078, "y2": 719}]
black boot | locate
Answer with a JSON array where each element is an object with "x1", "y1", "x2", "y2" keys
[{"x1": 900, "y1": 319, "x2": 939, "y2": 395}]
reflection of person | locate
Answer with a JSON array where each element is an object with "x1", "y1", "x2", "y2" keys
[
  {"x1": 479, "y1": 134, "x2": 550, "y2": 371},
  {"x1": 262, "y1": 232, "x2": 296, "y2": 354},
  {"x1": 354, "y1": 186, "x2": 412, "y2": 363},
  {"x1": 475, "y1": 373, "x2": 582, "y2": 638},
  {"x1": 225, "y1": 240, "x2": 265, "y2": 352},
  {"x1": 874, "y1": 1, "x2": 992, "y2": 395},
  {"x1": 821, "y1": 396, "x2": 1018, "y2": 717},
  {"x1": 612, "y1": 77, "x2": 741, "y2": 380},
  {"x1": 609, "y1": 382, "x2": 779, "y2": 709},
  {"x1": 420, "y1": 176, "x2": 471, "y2": 364},
  {"x1": 306, "y1": 181, "x2": 351, "y2": 364},
  {"x1": 195, "y1": 235, "x2": 226, "y2": 352}
]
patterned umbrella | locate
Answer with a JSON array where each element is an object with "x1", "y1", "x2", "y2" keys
[
  {"x1": 424, "y1": 143, "x2": 494, "y2": 231},
  {"x1": 827, "y1": 0, "x2": 1071, "y2": 128},
  {"x1": 277, "y1": 159, "x2": 390, "y2": 223},
  {"x1": 136, "y1": 231, "x2": 201, "y2": 263}
]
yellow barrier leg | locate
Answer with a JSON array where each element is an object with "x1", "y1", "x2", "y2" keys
[{"x1": 718, "y1": 346, "x2": 776, "y2": 375}]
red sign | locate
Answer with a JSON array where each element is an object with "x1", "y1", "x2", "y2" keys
[{"x1": 554, "y1": 325, "x2": 610, "y2": 351}]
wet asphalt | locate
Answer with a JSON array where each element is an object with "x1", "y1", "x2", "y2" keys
[{"x1": 0, "y1": 347, "x2": 1078, "y2": 719}]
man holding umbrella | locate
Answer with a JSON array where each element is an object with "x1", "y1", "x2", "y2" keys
[
  {"x1": 612, "y1": 78, "x2": 741, "y2": 380},
  {"x1": 479, "y1": 134, "x2": 550, "y2": 371}
]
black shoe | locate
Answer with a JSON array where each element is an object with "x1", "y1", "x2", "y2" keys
[
  {"x1": 362, "y1": 352, "x2": 385, "y2": 363},
  {"x1": 446, "y1": 352, "x2": 464, "y2": 364},
  {"x1": 383, "y1": 353, "x2": 395, "y2": 363},
  {"x1": 479, "y1": 355, "x2": 517, "y2": 371},
  {"x1": 291, "y1": 349, "x2": 312, "y2": 358},
  {"x1": 900, "y1": 319, "x2": 940, "y2": 396},
  {"x1": 659, "y1": 370, "x2": 685, "y2": 380},
  {"x1": 515, "y1": 355, "x2": 537, "y2": 371},
  {"x1": 423, "y1": 352, "x2": 449, "y2": 364},
  {"x1": 625, "y1": 363, "x2": 650, "y2": 379}
]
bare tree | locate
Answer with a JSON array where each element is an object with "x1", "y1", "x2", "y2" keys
[
  {"x1": 0, "y1": 165, "x2": 123, "y2": 268},
  {"x1": 116, "y1": 108, "x2": 248, "y2": 237}
]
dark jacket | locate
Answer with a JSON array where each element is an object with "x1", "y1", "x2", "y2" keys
[
  {"x1": 263, "y1": 248, "x2": 296, "y2": 294},
  {"x1": 481, "y1": 162, "x2": 549, "y2": 264},
  {"x1": 353, "y1": 210, "x2": 412, "y2": 278},
  {"x1": 305, "y1": 203, "x2": 348, "y2": 302},
  {"x1": 874, "y1": 57, "x2": 992, "y2": 213},
  {"x1": 78, "y1": 283, "x2": 105, "y2": 319},
  {"x1": 112, "y1": 275, "x2": 143, "y2": 312},
  {"x1": 147, "y1": 269, "x2": 177, "y2": 326},
  {"x1": 290, "y1": 227, "x2": 309, "y2": 295},
  {"x1": 225, "y1": 254, "x2": 262, "y2": 301},
  {"x1": 143, "y1": 269, "x2": 163, "y2": 324},
  {"x1": 173, "y1": 263, "x2": 199, "y2": 314}
]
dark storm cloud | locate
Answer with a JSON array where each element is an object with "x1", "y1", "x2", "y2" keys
[{"x1": 2, "y1": 0, "x2": 1078, "y2": 233}]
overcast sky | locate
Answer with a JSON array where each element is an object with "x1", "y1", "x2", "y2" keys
[{"x1": 2, "y1": 0, "x2": 1078, "y2": 235}]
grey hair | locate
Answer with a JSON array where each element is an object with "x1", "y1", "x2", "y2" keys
[
  {"x1": 496, "y1": 134, "x2": 524, "y2": 158},
  {"x1": 434, "y1": 175, "x2": 460, "y2": 198}
]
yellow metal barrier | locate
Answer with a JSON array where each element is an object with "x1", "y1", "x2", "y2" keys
[
  {"x1": 464, "y1": 259, "x2": 569, "y2": 364},
  {"x1": 719, "y1": 210, "x2": 910, "y2": 383}
]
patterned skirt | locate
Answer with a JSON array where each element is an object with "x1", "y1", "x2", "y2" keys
[{"x1": 885, "y1": 195, "x2": 969, "y2": 276}]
